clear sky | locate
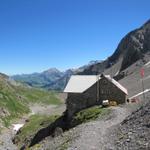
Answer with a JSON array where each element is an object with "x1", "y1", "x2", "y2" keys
[{"x1": 0, "y1": 0, "x2": 150, "y2": 75}]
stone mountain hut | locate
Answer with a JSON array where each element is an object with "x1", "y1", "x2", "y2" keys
[{"x1": 64, "y1": 74, "x2": 128, "y2": 118}]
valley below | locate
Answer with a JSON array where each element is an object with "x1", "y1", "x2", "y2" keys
[{"x1": 0, "y1": 73, "x2": 65, "y2": 149}]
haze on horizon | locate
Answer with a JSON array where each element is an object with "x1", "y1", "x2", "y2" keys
[{"x1": 0, "y1": 0, "x2": 150, "y2": 75}]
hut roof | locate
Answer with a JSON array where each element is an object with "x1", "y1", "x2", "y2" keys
[
  {"x1": 64, "y1": 75, "x2": 98, "y2": 93},
  {"x1": 64, "y1": 75, "x2": 128, "y2": 95}
]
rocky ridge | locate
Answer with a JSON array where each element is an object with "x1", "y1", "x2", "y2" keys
[
  {"x1": 78, "y1": 19, "x2": 150, "y2": 77},
  {"x1": 114, "y1": 98, "x2": 150, "y2": 150}
]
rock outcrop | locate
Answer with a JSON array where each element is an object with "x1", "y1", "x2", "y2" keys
[
  {"x1": 78, "y1": 19, "x2": 150, "y2": 76},
  {"x1": 115, "y1": 99, "x2": 150, "y2": 150}
]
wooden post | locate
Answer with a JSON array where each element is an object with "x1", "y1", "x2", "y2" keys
[
  {"x1": 97, "y1": 74, "x2": 100, "y2": 101},
  {"x1": 141, "y1": 77, "x2": 145, "y2": 101},
  {"x1": 140, "y1": 68, "x2": 145, "y2": 101}
]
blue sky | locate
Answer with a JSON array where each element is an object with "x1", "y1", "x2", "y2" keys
[{"x1": 0, "y1": 0, "x2": 150, "y2": 75}]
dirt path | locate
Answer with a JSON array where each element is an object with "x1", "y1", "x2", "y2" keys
[
  {"x1": 30, "y1": 104, "x2": 66, "y2": 116},
  {"x1": 68, "y1": 106, "x2": 130, "y2": 150}
]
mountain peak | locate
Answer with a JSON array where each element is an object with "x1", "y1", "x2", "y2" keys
[
  {"x1": 77, "y1": 19, "x2": 150, "y2": 75},
  {"x1": 43, "y1": 68, "x2": 61, "y2": 74},
  {"x1": 143, "y1": 19, "x2": 150, "y2": 26}
]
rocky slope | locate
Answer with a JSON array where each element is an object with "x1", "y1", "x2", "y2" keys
[
  {"x1": 114, "y1": 98, "x2": 150, "y2": 150},
  {"x1": 78, "y1": 19, "x2": 150, "y2": 77}
]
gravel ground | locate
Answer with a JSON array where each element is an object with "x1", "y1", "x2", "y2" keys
[
  {"x1": 67, "y1": 106, "x2": 130, "y2": 150},
  {"x1": 32, "y1": 106, "x2": 130, "y2": 150},
  {"x1": 113, "y1": 99, "x2": 150, "y2": 150}
]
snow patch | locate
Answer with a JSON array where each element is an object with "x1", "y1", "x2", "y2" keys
[{"x1": 12, "y1": 124, "x2": 24, "y2": 132}]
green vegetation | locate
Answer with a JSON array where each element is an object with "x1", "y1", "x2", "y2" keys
[
  {"x1": 71, "y1": 106, "x2": 111, "y2": 125},
  {"x1": 14, "y1": 114, "x2": 60, "y2": 148},
  {"x1": 14, "y1": 86, "x2": 62, "y2": 105},
  {"x1": 0, "y1": 94, "x2": 29, "y2": 122},
  {"x1": 0, "y1": 75, "x2": 62, "y2": 127},
  {"x1": 27, "y1": 144, "x2": 42, "y2": 150}
]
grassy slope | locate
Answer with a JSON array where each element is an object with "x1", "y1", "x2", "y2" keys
[
  {"x1": 15, "y1": 86, "x2": 61, "y2": 105},
  {"x1": 70, "y1": 106, "x2": 111, "y2": 127},
  {"x1": 0, "y1": 75, "x2": 62, "y2": 127},
  {"x1": 14, "y1": 114, "x2": 60, "y2": 148}
]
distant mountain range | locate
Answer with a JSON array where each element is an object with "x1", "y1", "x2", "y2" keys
[
  {"x1": 12, "y1": 19, "x2": 150, "y2": 91},
  {"x1": 12, "y1": 60, "x2": 100, "y2": 91},
  {"x1": 12, "y1": 68, "x2": 64, "y2": 88}
]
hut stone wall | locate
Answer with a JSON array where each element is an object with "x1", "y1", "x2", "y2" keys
[
  {"x1": 99, "y1": 77, "x2": 126, "y2": 104},
  {"x1": 66, "y1": 83, "x2": 98, "y2": 119},
  {"x1": 66, "y1": 76, "x2": 127, "y2": 119}
]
